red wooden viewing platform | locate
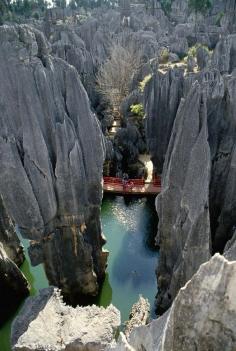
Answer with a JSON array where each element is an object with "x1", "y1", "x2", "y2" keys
[{"x1": 103, "y1": 176, "x2": 161, "y2": 195}]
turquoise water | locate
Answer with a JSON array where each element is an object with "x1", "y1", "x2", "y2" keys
[
  {"x1": 0, "y1": 195, "x2": 158, "y2": 349},
  {"x1": 97, "y1": 195, "x2": 159, "y2": 323}
]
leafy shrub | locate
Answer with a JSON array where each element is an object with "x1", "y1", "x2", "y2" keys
[
  {"x1": 130, "y1": 103, "x2": 145, "y2": 118},
  {"x1": 187, "y1": 43, "x2": 211, "y2": 58}
]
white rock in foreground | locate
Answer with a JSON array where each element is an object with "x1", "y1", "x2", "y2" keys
[
  {"x1": 12, "y1": 287, "x2": 120, "y2": 351},
  {"x1": 108, "y1": 254, "x2": 236, "y2": 351}
]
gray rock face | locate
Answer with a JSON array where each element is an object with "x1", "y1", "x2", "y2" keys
[
  {"x1": 186, "y1": 55, "x2": 196, "y2": 72},
  {"x1": 0, "y1": 197, "x2": 24, "y2": 266},
  {"x1": 156, "y1": 82, "x2": 211, "y2": 311},
  {"x1": 0, "y1": 24, "x2": 106, "y2": 303},
  {"x1": 224, "y1": 230, "x2": 236, "y2": 261},
  {"x1": 147, "y1": 65, "x2": 236, "y2": 256},
  {"x1": 221, "y1": 0, "x2": 236, "y2": 32},
  {"x1": 202, "y1": 72, "x2": 236, "y2": 253},
  {"x1": 170, "y1": 0, "x2": 189, "y2": 24},
  {"x1": 196, "y1": 45, "x2": 210, "y2": 70},
  {"x1": 108, "y1": 254, "x2": 236, "y2": 351},
  {"x1": 169, "y1": 36, "x2": 188, "y2": 57},
  {"x1": 212, "y1": 126, "x2": 236, "y2": 252},
  {"x1": 211, "y1": 34, "x2": 236, "y2": 73},
  {"x1": 50, "y1": 26, "x2": 97, "y2": 103},
  {"x1": 145, "y1": 67, "x2": 184, "y2": 174},
  {"x1": 12, "y1": 287, "x2": 120, "y2": 351},
  {"x1": 124, "y1": 296, "x2": 150, "y2": 338},
  {"x1": 0, "y1": 243, "x2": 29, "y2": 326}
]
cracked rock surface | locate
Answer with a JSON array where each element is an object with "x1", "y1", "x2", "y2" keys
[
  {"x1": 155, "y1": 82, "x2": 211, "y2": 311},
  {"x1": 0, "y1": 24, "x2": 107, "y2": 303},
  {"x1": 108, "y1": 255, "x2": 236, "y2": 351},
  {"x1": 11, "y1": 287, "x2": 120, "y2": 351}
]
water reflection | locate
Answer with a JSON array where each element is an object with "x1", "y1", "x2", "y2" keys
[
  {"x1": 0, "y1": 195, "x2": 159, "y2": 349},
  {"x1": 100, "y1": 195, "x2": 159, "y2": 321},
  {"x1": 112, "y1": 229, "x2": 157, "y2": 288}
]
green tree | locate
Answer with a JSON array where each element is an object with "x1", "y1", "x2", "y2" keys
[{"x1": 188, "y1": 0, "x2": 212, "y2": 14}]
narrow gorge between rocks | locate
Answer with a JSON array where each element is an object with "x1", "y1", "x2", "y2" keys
[
  {"x1": 1, "y1": 0, "x2": 236, "y2": 349},
  {"x1": 0, "y1": 195, "x2": 158, "y2": 350}
]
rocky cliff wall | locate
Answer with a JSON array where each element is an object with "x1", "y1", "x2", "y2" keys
[
  {"x1": 11, "y1": 287, "x2": 120, "y2": 351},
  {"x1": 109, "y1": 254, "x2": 236, "y2": 351},
  {"x1": 0, "y1": 197, "x2": 24, "y2": 266},
  {"x1": 144, "y1": 67, "x2": 184, "y2": 174},
  {"x1": 155, "y1": 82, "x2": 211, "y2": 311},
  {"x1": 0, "y1": 24, "x2": 107, "y2": 304},
  {"x1": 144, "y1": 40, "x2": 236, "y2": 307}
]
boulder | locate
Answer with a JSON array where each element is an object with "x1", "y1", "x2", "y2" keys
[{"x1": 12, "y1": 287, "x2": 120, "y2": 351}]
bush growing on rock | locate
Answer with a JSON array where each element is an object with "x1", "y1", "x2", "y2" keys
[
  {"x1": 184, "y1": 43, "x2": 212, "y2": 64},
  {"x1": 130, "y1": 103, "x2": 145, "y2": 118}
]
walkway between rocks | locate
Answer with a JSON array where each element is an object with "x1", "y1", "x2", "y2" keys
[{"x1": 139, "y1": 154, "x2": 153, "y2": 182}]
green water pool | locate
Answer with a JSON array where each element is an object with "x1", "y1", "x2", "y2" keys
[{"x1": 0, "y1": 195, "x2": 159, "y2": 349}]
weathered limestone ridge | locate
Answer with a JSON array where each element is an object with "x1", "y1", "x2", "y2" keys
[
  {"x1": 124, "y1": 296, "x2": 150, "y2": 338},
  {"x1": 156, "y1": 82, "x2": 211, "y2": 311},
  {"x1": 145, "y1": 67, "x2": 184, "y2": 174},
  {"x1": 0, "y1": 24, "x2": 107, "y2": 303},
  {"x1": 108, "y1": 254, "x2": 236, "y2": 351},
  {"x1": 11, "y1": 287, "x2": 120, "y2": 351}
]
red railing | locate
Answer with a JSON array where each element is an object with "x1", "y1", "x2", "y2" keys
[
  {"x1": 103, "y1": 176, "x2": 161, "y2": 187},
  {"x1": 153, "y1": 176, "x2": 161, "y2": 187}
]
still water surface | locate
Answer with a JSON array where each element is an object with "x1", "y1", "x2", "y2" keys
[{"x1": 0, "y1": 195, "x2": 158, "y2": 350}]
